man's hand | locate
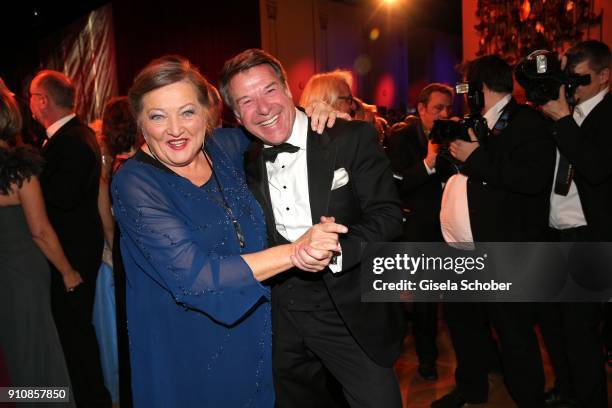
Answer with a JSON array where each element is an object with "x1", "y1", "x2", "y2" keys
[
  {"x1": 424, "y1": 139, "x2": 439, "y2": 169},
  {"x1": 449, "y1": 128, "x2": 480, "y2": 162},
  {"x1": 305, "y1": 101, "x2": 352, "y2": 134},
  {"x1": 291, "y1": 218, "x2": 347, "y2": 272},
  {"x1": 541, "y1": 85, "x2": 572, "y2": 121}
]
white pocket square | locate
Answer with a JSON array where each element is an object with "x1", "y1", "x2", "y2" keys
[{"x1": 331, "y1": 168, "x2": 349, "y2": 190}]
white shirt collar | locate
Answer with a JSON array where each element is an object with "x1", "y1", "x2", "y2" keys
[
  {"x1": 286, "y1": 109, "x2": 308, "y2": 149},
  {"x1": 574, "y1": 88, "x2": 608, "y2": 120},
  {"x1": 46, "y1": 113, "x2": 76, "y2": 138},
  {"x1": 483, "y1": 94, "x2": 512, "y2": 130},
  {"x1": 264, "y1": 108, "x2": 307, "y2": 150}
]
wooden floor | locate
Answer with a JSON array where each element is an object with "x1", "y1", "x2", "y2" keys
[{"x1": 395, "y1": 318, "x2": 612, "y2": 407}]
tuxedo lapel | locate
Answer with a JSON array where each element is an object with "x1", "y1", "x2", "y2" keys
[
  {"x1": 244, "y1": 140, "x2": 278, "y2": 241},
  {"x1": 306, "y1": 127, "x2": 336, "y2": 224}
]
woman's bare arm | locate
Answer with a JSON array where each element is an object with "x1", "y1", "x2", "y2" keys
[{"x1": 18, "y1": 176, "x2": 83, "y2": 291}]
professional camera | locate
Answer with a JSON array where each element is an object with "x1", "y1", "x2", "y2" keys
[
  {"x1": 515, "y1": 49, "x2": 591, "y2": 106},
  {"x1": 430, "y1": 82, "x2": 489, "y2": 146}
]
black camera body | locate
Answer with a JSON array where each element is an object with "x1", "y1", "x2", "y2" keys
[
  {"x1": 430, "y1": 82, "x2": 489, "y2": 146},
  {"x1": 515, "y1": 50, "x2": 591, "y2": 106},
  {"x1": 430, "y1": 116, "x2": 488, "y2": 145}
]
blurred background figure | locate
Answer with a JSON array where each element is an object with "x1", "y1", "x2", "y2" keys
[
  {"x1": 300, "y1": 70, "x2": 391, "y2": 145},
  {"x1": 0, "y1": 85, "x2": 80, "y2": 405},
  {"x1": 29, "y1": 69, "x2": 111, "y2": 407},
  {"x1": 208, "y1": 83, "x2": 224, "y2": 128},
  {"x1": 353, "y1": 96, "x2": 388, "y2": 145},
  {"x1": 385, "y1": 83, "x2": 455, "y2": 383},
  {"x1": 300, "y1": 69, "x2": 358, "y2": 116},
  {"x1": 94, "y1": 95, "x2": 142, "y2": 407},
  {"x1": 1, "y1": 76, "x2": 45, "y2": 148}
]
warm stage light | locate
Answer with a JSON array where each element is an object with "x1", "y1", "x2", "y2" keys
[
  {"x1": 519, "y1": 0, "x2": 531, "y2": 21},
  {"x1": 382, "y1": 0, "x2": 397, "y2": 5},
  {"x1": 370, "y1": 28, "x2": 380, "y2": 40}
]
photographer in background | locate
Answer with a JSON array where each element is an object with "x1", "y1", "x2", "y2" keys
[
  {"x1": 387, "y1": 83, "x2": 453, "y2": 243},
  {"x1": 432, "y1": 55, "x2": 556, "y2": 408},
  {"x1": 385, "y1": 83, "x2": 454, "y2": 381},
  {"x1": 539, "y1": 39, "x2": 610, "y2": 408}
]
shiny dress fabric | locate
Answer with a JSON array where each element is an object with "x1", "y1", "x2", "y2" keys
[{"x1": 111, "y1": 128, "x2": 273, "y2": 407}]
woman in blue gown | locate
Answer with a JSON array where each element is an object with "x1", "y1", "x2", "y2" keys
[{"x1": 111, "y1": 55, "x2": 344, "y2": 407}]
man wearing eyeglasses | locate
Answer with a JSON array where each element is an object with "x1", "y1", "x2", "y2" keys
[
  {"x1": 299, "y1": 70, "x2": 359, "y2": 118},
  {"x1": 29, "y1": 69, "x2": 111, "y2": 407},
  {"x1": 385, "y1": 83, "x2": 454, "y2": 382}
]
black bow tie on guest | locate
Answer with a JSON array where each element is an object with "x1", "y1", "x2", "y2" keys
[{"x1": 262, "y1": 143, "x2": 300, "y2": 162}]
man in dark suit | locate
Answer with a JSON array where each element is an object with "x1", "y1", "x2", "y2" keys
[
  {"x1": 29, "y1": 70, "x2": 111, "y2": 407},
  {"x1": 385, "y1": 83, "x2": 453, "y2": 381},
  {"x1": 219, "y1": 49, "x2": 405, "y2": 408},
  {"x1": 432, "y1": 55, "x2": 556, "y2": 408},
  {"x1": 386, "y1": 83, "x2": 453, "y2": 242},
  {"x1": 540, "y1": 39, "x2": 610, "y2": 408}
]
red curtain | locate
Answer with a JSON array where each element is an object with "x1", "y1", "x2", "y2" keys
[{"x1": 40, "y1": 3, "x2": 118, "y2": 124}]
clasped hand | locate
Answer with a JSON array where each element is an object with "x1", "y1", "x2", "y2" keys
[
  {"x1": 292, "y1": 216, "x2": 348, "y2": 272},
  {"x1": 449, "y1": 128, "x2": 480, "y2": 163}
]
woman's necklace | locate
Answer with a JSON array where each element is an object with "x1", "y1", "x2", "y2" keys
[
  {"x1": 202, "y1": 148, "x2": 246, "y2": 249},
  {"x1": 145, "y1": 143, "x2": 245, "y2": 248}
]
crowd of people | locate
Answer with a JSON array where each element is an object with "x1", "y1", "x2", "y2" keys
[{"x1": 0, "y1": 39, "x2": 610, "y2": 408}]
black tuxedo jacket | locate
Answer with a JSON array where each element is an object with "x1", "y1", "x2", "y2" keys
[
  {"x1": 245, "y1": 119, "x2": 405, "y2": 367},
  {"x1": 551, "y1": 92, "x2": 612, "y2": 240},
  {"x1": 386, "y1": 116, "x2": 444, "y2": 241},
  {"x1": 40, "y1": 117, "x2": 103, "y2": 276},
  {"x1": 461, "y1": 99, "x2": 556, "y2": 241}
]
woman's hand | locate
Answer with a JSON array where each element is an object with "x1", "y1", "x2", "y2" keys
[
  {"x1": 63, "y1": 269, "x2": 84, "y2": 292},
  {"x1": 305, "y1": 101, "x2": 352, "y2": 134}
]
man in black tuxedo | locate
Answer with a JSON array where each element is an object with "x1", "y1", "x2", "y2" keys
[
  {"x1": 29, "y1": 70, "x2": 110, "y2": 407},
  {"x1": 385, "y1": 83, "x2": 454, "y2": 381},
  {"x1": 220, "y1": 49, "x2": 405, "y2": 408},
  {"x1": 539, "y1": 40, "x2": 610, "y2": 408},
  {"x1": 432, "y1": 55, "x2": 556, "y2": 408}
]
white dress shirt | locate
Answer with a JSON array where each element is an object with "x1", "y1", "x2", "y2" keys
[
  {"x1": 46, "y1": 113, "x2": 76, "y2": 138},
  {"x1": 549, "y1": 88, "x2": 608, "y2": 229},
  {"x1": 265, "y1": 109, "x2": 342, "y2": 272},
  {"x1": 266, "y1": 109, "x2": 312, "y2": 242},
  {"x1": 440, "y1": 94, "x2": 511, "y2": 243}
]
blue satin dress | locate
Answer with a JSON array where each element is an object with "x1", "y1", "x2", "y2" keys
[{"x1": 111, "y1": 128, "x2": 273, "y2": 407}]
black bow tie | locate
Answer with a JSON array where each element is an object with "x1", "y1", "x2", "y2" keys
[{"x1": 262, "y1": 143, "x2": 300, "y2": 162}]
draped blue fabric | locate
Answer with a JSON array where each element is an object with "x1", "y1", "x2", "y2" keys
[
  {"x1": 112, "y1": 128, "x2": 273, "y2": 407},
  {"x1": 92, "y1": 260, "x2": 119, "y2": 403}
]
